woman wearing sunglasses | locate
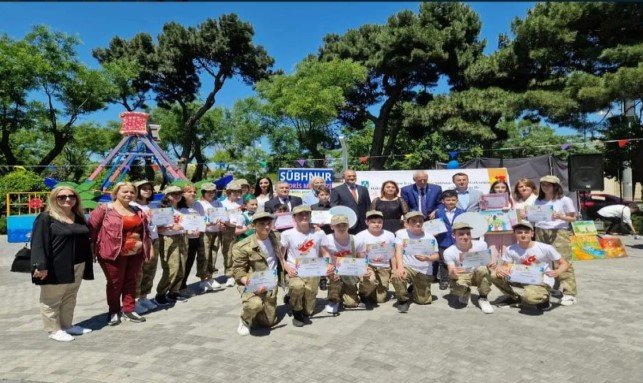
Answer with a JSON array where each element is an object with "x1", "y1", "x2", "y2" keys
[{"x1": 31, "y1": 185, "x2": 95, "y2": 342}]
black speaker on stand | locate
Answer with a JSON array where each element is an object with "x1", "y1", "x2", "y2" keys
[{"x1": 568, "y1": 154, "x2": 604, "y2": 220}]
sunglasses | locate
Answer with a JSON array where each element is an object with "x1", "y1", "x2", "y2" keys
[{"x1": 56, "y1": 194, "x2": 77, "y2": 201}]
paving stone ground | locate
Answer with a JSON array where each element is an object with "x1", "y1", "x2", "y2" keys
[{"x1": 1, "y1": 235, "x2": 642, "y2": 383}]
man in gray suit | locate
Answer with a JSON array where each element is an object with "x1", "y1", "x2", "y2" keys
[
  {"x1": 452, "y1": 173, "x2": 482, "y2": 212},
  {"x1": 330, "y1": 169, "x2": 371, "y2": 234}
]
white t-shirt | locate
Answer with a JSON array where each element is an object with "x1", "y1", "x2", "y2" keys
[
  {"x1": 326, "y1": 233, "x2": 355, "y2": 258},
  {"x1": 502, "y1": 242, "x2": 561, "y2": 287},
  {"x1": 533, "y1": 196, "x2": 576, "y2": 230},
  {"x1": 280, "y1": 227, "x2": 330, "y2": 267},
  {"x1": 258, "y1": 237, "x2": 278, "y2": 271},
  {"x1": 179, "y1": 204, "x2": 205, "y2": 239},
  {"x1": 598, "y1": 205, "x2": 632, "y2": 224},
  {"x1": 394, "y1": 230, "x2": 439, "y2": 275},
  {"x1": 443, "y1": 240, "x2": 489, "y2": 267},
  {"x1": 196, "y1": 199, "x2": 224, "y2": 232},
  {"x1": 355, "y1": 229, "x2": 396, "y2": 268},
  {"x1": 256, "y1": 194, "x2": 271, "y2": 212},
  {"x1": 514, "y1": 194, "x2": 537, "y2": 211},
  {"x1": 130, "y1": 201, "x2": 158, "y2": 240}
]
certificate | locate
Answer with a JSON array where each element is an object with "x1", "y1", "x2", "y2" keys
[
  {"x1": 508, "y1": 264, "x2": 544, "y2": 285},
  {"x1": 365, "y1": 242, "x2": 395, "y2": 263},
  {"x1": 527, "y1": 205, "x2": 554, "y2": 222},
  {"x1": 181, "y1": 214, "x2": 206, "y2": 232},
  {"x1": 423, "y1": 219, "x2": 447, "y2": 235},
  {"x1": 295, "y1": 257, "x2": 329, "y2": 278},
  {"x1": 335, "y1": 257, "x2": 368, "y2": 277},
  {"x1": 460, "y1": 249, "x2": 492, "y2": 272},
  {"x1": 150, "y1": 208, "x2": 174, "y2": 227},
  {"x1": 403, "y1": 238, "x2": 435, "y2": 256},
  {"x1": 311, "y1": 210, "x2": 332, "y2": 225},
  {"x1": 206, "y1": 207, "x2": 228, "y2": 223},
  {"x1": 227, "y1": 208, "x2": 243, "y2": 225},
  {"x1": 480, "y1": 193, "x2": 510, "y2": 210},
  {"x1": 274, "y1": 213, "x2": 295, "y2": 230},
  {"x1": 244, "y1": 269, "x2": 278, "y2": 293}
]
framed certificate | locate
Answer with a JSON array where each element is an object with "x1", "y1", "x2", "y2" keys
[
  {"x1": 311, "y1": 210, "x2": 332, "y2": 225},
  {"x1": 423, "y1": 219, "x2": 447, "y2": 235},
  {"x1": 244, "y1": 269, "x2": 278, "y2": 293},
  {"x1": 480, "y1": 193, "x2": 510, "y2": 210},
  {"x1": 527, "y1": 205, "x2": 554, "y2": 222},
  {"x1": 403, "y1": 238, "x2": 436, "y2": 256},
  {"x1": 150, "y1": 208, "x2": 174, "y2": 227},
  {"x1": 459, "y1": 249, "x2": 492, "y2": 272},
  {"x1": 365, "y1": 242, "x2": 395, "y2": 263},
  {"x1": 181, "y1": 214, "x2": 206, "y2": 232},
  {"x1": 274, "y1": 213, "x2": 295, "y2": 230},
  {"x1": 508, "y1": 264, "x2": 544, "y2": 285},
  {"x1": 206, "y1": 207, "x2": 229, "y2": 223},
  {"x1": 335, "y1": 257, "x2": 368, "y2": 277},
  {"x1": 295, "y1": 257, "x2": 329, "y2": 278}
]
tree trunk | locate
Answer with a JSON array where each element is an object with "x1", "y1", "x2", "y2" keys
[
  {"x1": 191, "y1": 139, "x2": 205, "y2": 182},
  {"x1": 34, "y1": 132, "x2": 68, "y2": 175}
]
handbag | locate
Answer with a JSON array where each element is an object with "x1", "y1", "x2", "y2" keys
[{"x1": 10, "y1": 244, "x2": 32, "y2": 273}]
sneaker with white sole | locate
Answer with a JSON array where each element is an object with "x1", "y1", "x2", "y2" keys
[
  {"x1": 478, "y1": 297, "x2": 494, "y2": 314},
  {"x1": 122, "y1": 311, "x2": 146, "y2": 323},
  {"x1": 560, "y1": 295, "x2": 578, "y2": 306},
  {"x1": 64, "y1": 325, "x2": 92, "y2": 336},
  {"x1": 209, "y1": 278, "x2": 223, "y2": 290},
  {"x1": 139, "y1": 298, "x2": 158, "y2": 310},
  {"x1": 200, "y1": 280, "x2": 214, "y2": 293},
  {"x1": 237, "y1": 320, "x2": 250, "y2": 336},
  {"x1": 49, "y1": 329, "x2": 75, "y2": 342},
  {"x1": 135, "y1": 301, "x2": 149, "y2": 315},
  {"x1": 225, "y1": 277, "x2": 236, "y2": 287},
  {"x1": 325, "y1": 302, "x2": 339, "y2": 314}
]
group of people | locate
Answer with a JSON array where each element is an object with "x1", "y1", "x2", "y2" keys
[{"x1": 30, "y1": 169, "x2": 584, "y2": 340}]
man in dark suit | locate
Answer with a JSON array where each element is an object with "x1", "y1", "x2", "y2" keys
[
  {"x1": 330, "y1": 169, "x2": 371, "y2": 234},
  {"x1": 263, "y1": 181, "x2": 303, "y2": 213},
  {"x1": 400, "y1": 170, "x2": 442, "y2": 220}
]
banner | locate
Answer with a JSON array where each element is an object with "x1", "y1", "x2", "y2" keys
[
  {"x1": 278, "y1": 168, "x2": 334, "y2": 199},
  {"x1": 354, "y1": 168, "x2": 510, "y2": 201}
]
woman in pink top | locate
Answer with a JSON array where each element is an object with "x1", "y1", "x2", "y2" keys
[{"x1": 89, "y1": 182, "x2": 151, "y2": 326}]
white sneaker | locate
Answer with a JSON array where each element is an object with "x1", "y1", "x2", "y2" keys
[
  {"x1": 209, "y1": 278, "x2": 223, "y2": 290},
  {"x1": 237, "y1": 320, "x2": 250, "y2": 336},
  {"x1": 356, "y1": 302, "x2": 367, "y2": 309},
  {"x1": 478, "y1": 298, "x2": 494, "y2": 314},
  {"x1": 49, "y1": 329, "x2": 74, "y2": 342},
  {"x1": 135, "y1": 301, "x2": 149, "y2": 315},
  {"x1": 225, "y1": 277, "x2": 236, "y2": 287},
  {"x1": 64, "y1": 325, "x2": 92, "y2": 336},
  {"x1": 325, "y1": 302, "x2": 339, "y2": 314},
  {"x1": 200, "y1": 280, "x2": 214, "y2": 292},
  {"x1": 140, "y1": 298, "x2": 158, "y2": 310},
  {"x1": 560, "y1": 295, "x2": 578, "y2": 306},
  {"x1": 458, "y1": 291, "x2": 470, "y2": 305}
]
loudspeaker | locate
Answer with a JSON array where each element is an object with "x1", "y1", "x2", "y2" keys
[{"x1": 568, "y1": 154, "x2": 604, "y2": 191}]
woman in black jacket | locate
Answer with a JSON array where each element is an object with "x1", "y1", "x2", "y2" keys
[{"x1": 31, "y1": 185, "x2": 94, "y2": 342}]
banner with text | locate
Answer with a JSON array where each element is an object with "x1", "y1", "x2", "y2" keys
[{"x1": 278, "y1": 168, "x2": 334, "y2": 200}]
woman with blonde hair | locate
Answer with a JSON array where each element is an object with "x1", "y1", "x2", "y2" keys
[
  {"x1": 513, "y1": 178, "x2": 538, "y2": 217},
  {"x1": 89, "y1": 182, "x2": 152, "y2": 326},
  {"x1": 31, "y1": 186, "x2": 94, "y2": 341}
]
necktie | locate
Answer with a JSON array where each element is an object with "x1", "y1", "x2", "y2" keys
[
  {"x1": 419, "y1": 187, "x2": 425, "y2": 213},
  {"x1": 350, "y1": 187, "x2": 358, "y2": 201}
]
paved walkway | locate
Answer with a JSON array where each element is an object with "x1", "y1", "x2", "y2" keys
[{"x1": 1, "y1": 235, "x2": 642, "y2": 383}]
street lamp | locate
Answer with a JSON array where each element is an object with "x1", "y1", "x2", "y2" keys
[{"x1": 338, "y1": 135, "x2": 348, "y2": 172}]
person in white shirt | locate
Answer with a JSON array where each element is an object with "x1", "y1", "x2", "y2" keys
[
  {"x1": 279, "y1": 205, "x2": 333, "y2": 327},
  {"x1": 231, "y1": 212, "x2": 282, "y2": 336},
  {"x1": 391, "y1": 211, "x2": 440, "y2": 313},
  {"x1": 513, "y1": 178, "x2": 538, "y2": 216},
  {"x1": 490, "y1": 221, "x2": 569, "y2": 312},
  {"x1": 355, "y1": 210, "x2": 396, "y2": 305},
  {"x1": 598, "y1": 203, "x2": 639, "y2": 236},
  {"x1": 443, "y1": 222, "x2": 496, "y2": 314},
  {"x1": 195, "y1": 183, "x2": 226, "y2": 292},
  {"x1": 220, "y1": 181, "x2": 246, "y2": 288},
  {"x1": 325, "y1": 214, "x2": 363, "y2": 314},
  {"x1": 532, "y1": 175, "x2": 578, "y2": 306},
  {"x1": 131, "y1": 180, "x2": 159, "y2": 314}
]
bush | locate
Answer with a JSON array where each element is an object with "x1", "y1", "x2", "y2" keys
[
  {"x1": 0, "y1": 216, "x2": 6, "y2": 235},
  {"x1": 0, "y1": 170, "x2": 46, "y2": 198}
]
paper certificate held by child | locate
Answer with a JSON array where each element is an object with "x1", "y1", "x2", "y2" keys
[
  {"x1": 295, "y1": 258, "x2": 329, "y2": 278},
  {"x1": 206, "y1": 207, "x2": 229, "y2": 223},
  {"x1": 423, "y1": 219, "x2": 448, "y2": 235},
  {"x1": 480, "y1": 193, "x2": 510, "y2": 210},
  {"x1": 459, "y1": 249, "x2": 492, "y2": 272},
  {"x1": 311, "y1": 210, "x2": 332, "y2": 225},
  {"x1": 244, "y1": 269, "x2": 278, "y2": 293},
  {"x1": 335, "y1": 257, "x2": 368, "y2": 277},
  {"x1": 150, "y1": 207, "x2": 174, "y2": 227},
  {"x1": 365, "y1": 242, "x2": 395, "y2": 263},
  {"x1": 274, "y1": 212, "x2": 295, "y2": 230},
  {"x1": 181, "y1": 214, "x2": 206, "y2": 232},
  {"x1": 507, "y1": 264, "x2": 544, "y2": 285},
  {"x1": 403, "y1": 238, "x2": 436, "y2": 256},
  {"x1": 526, "y1": 205, "x2": 554, "y2": 222}
]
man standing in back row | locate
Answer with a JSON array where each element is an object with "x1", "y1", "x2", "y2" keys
[
  {"x1": 401, "y1": 170, "x2": 442, "y2": 220},
  {"x1": 330, "y1": 169, "x2": 371, "y2": 234}
]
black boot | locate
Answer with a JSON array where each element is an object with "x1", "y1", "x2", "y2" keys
[{"x1": 292, "y1": 310, "x2": 305, "y2": 327}]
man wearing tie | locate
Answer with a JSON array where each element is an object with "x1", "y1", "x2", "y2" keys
[
  {"x1": 330, "y1": 169, "x2": 371, "y2": 234},
  {"x1": 264, "y1": 182, "x2": 303, "y2": 213},
  {"x1": 401, "y1": 170, "x2": 442, "y2": 220},
  {"x1": 452, "y1": 173, "x2": 482, "y2": 212}
]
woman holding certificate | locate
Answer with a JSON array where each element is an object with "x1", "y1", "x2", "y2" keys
[
  {"x1": 178, "y1": 184, "x2": 207, "y2": 298},
  {"x1": 279, "y1": 205, "x2": 333, "y2": 327},
  {"x1": 231, "y1": 212, "x2": 282, "y2": 336},
  {"x1": 482, "y1": 179, "x2": 516, "y2": 257},
  {"x1": 154, "y1": 185, "x2": 188, "y2": 305},
  {"x1": 533, "y1": 175, "x2": 578, "y2": 306},
  {"x1": 391, "y1": 211, "x2": 440, "y2": 313},
  {"x1": 89, "y1": 182, "x2": 151, "y2": 325},
  {"x1": 196, "y1": 183, "x2": 225, "y2": 292}
]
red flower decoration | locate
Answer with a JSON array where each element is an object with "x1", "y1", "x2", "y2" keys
[
  {"x1": 617, "y1": 139, "x2": 629, "y2": 148},
  {"x1": 28, "y1": 198, "x2": 45, "y2": 210},
  {"x1": 359, "y1": 156, "x2": 369, "y2": 164}
]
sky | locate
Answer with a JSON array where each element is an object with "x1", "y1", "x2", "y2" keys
[{"x1": 2, "y1": 2, "x2": 580, "y2": 137}]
